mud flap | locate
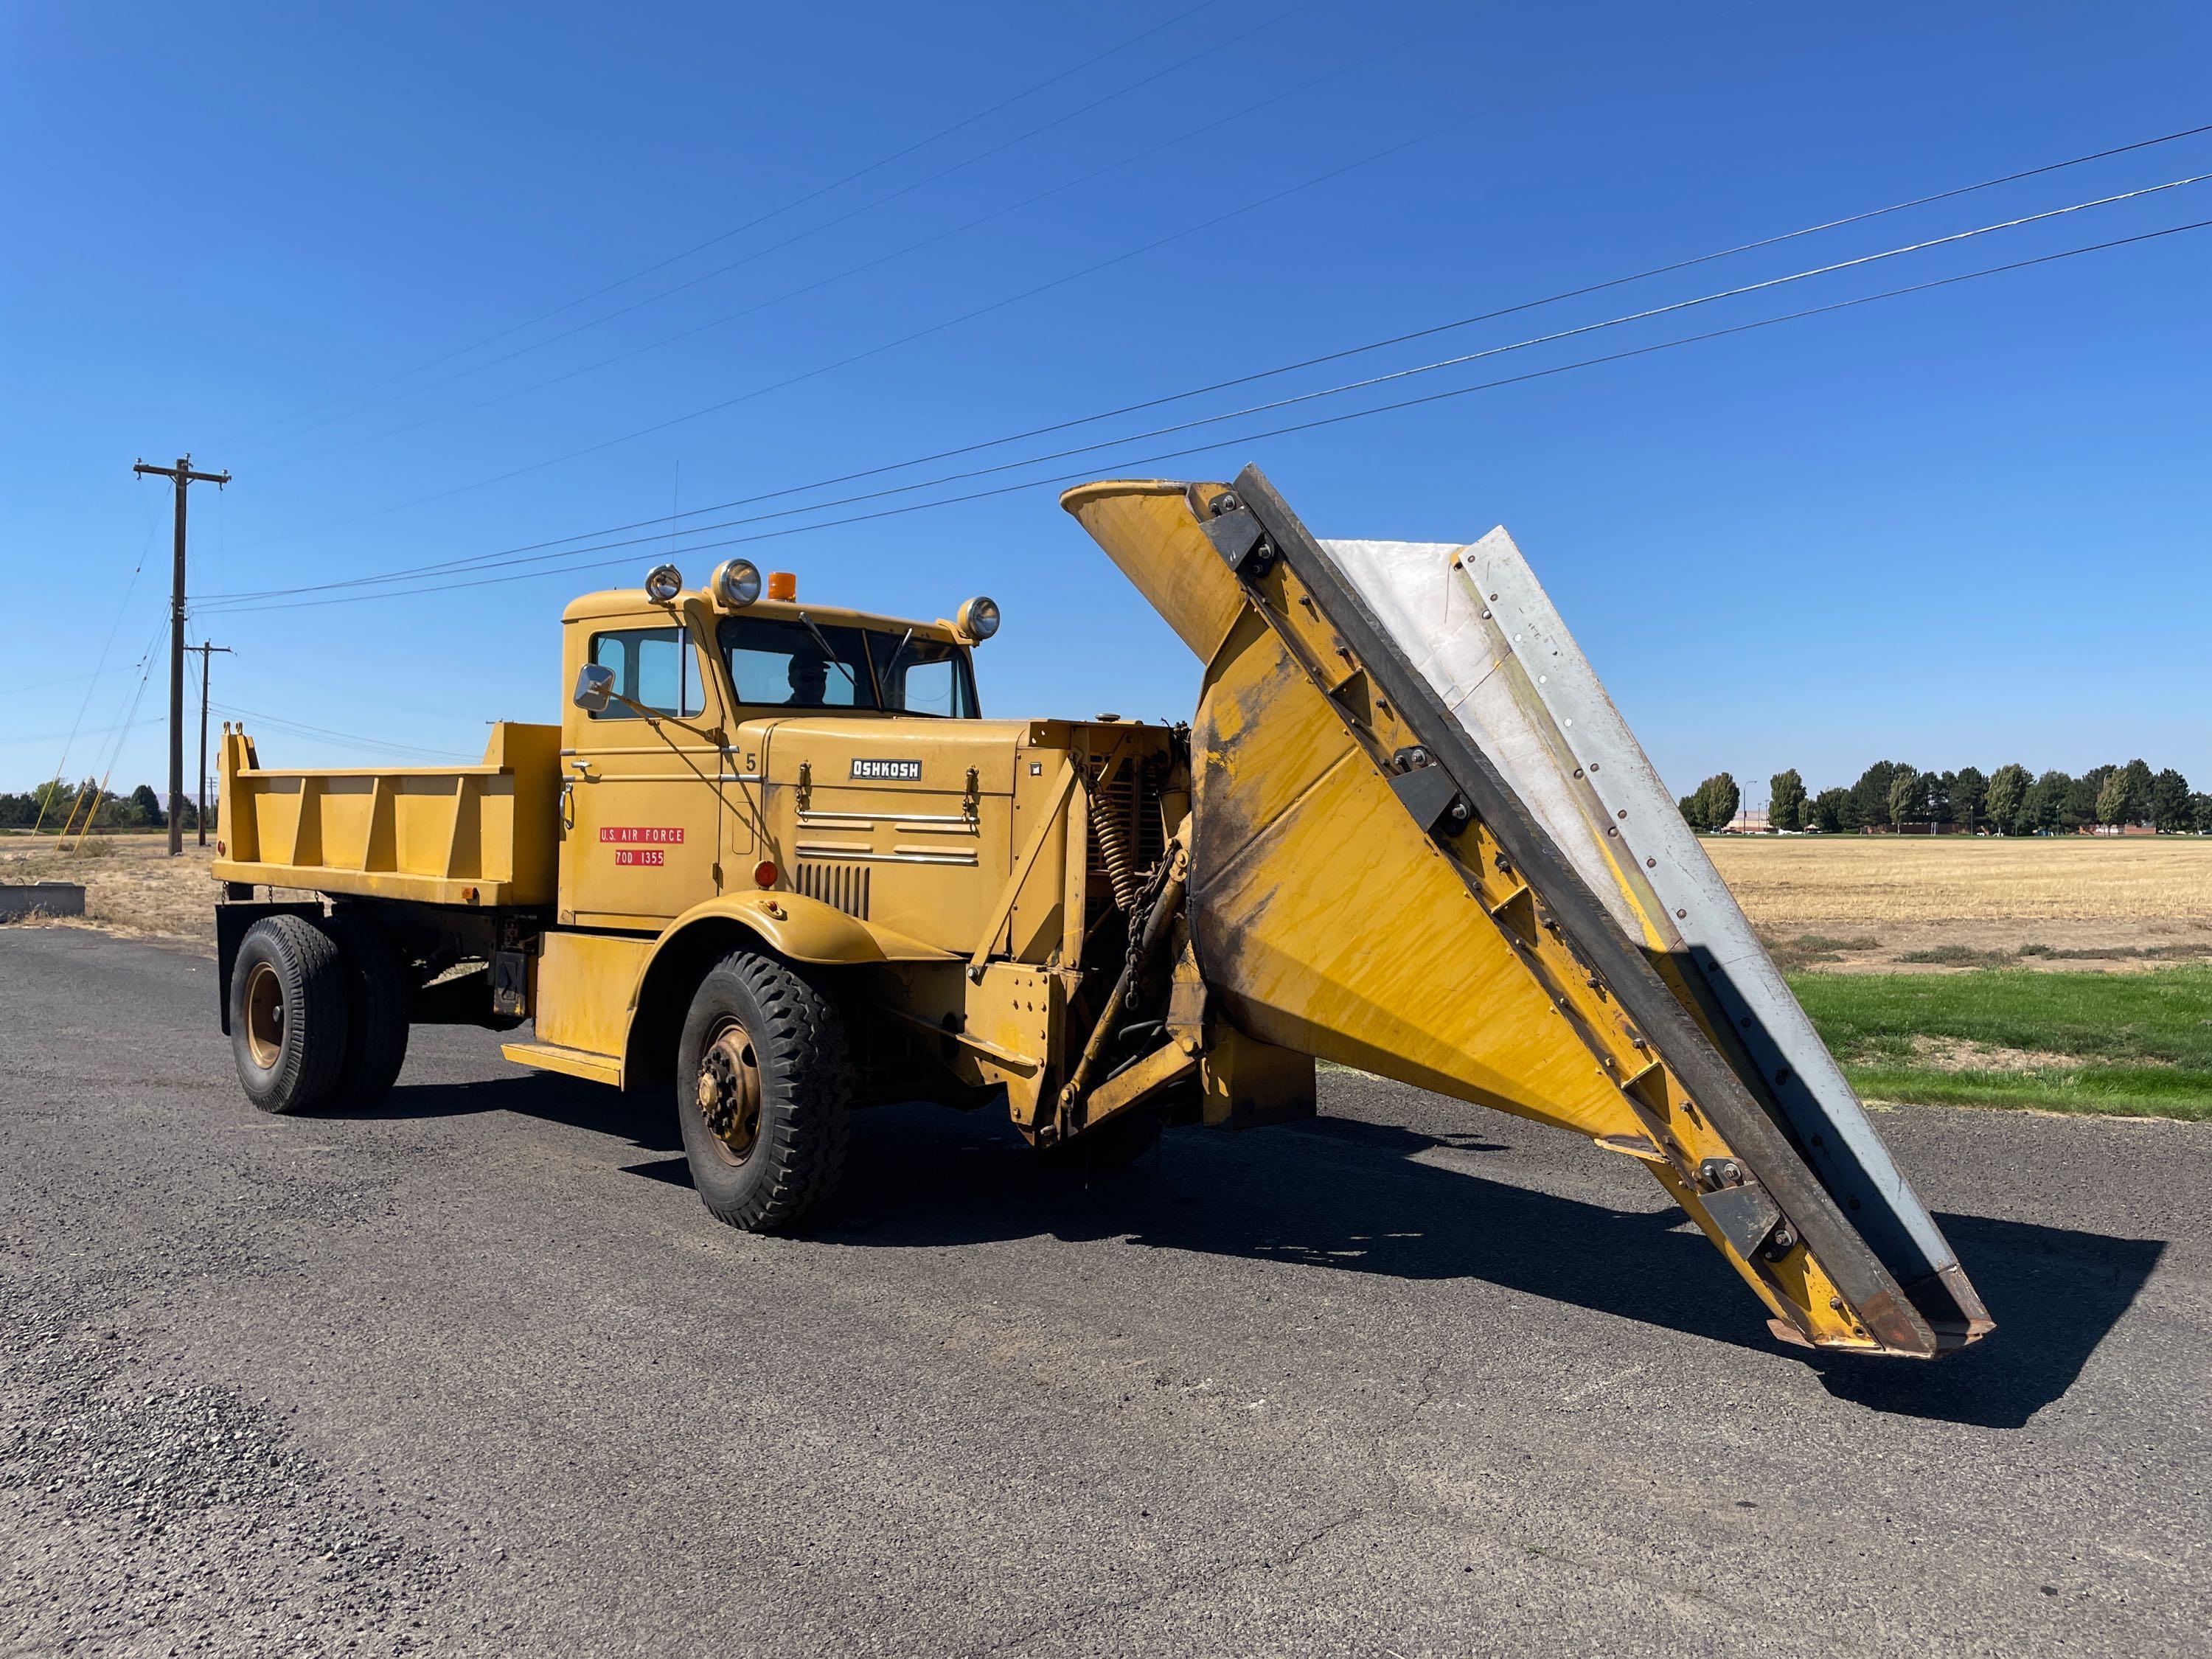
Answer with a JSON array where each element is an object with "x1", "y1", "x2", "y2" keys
[{"x1": 1063, "y1": 468, "x2": 1991, "y2": 1358}]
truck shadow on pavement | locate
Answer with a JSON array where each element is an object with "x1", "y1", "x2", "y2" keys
[
  {"x1": 356, "y1": 1076, "x2": 2162, "y2": 1432},
  {"x1": 838, "y1": 1108, "x2": 2164, "y2": 1431},
  {"x1": 1799, "y1": 1211, "x2": 2163, "y2": 1428}
]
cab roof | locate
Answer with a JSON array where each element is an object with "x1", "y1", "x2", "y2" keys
[{"x1": 561, "y1": 587, "x2": 959, "y2": 640}]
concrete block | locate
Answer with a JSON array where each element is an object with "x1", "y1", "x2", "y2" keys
[{"x1": 0, "y1": 882, "x2": 87, "y2": 921}]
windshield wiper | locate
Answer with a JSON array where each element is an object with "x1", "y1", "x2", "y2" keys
[{"x1": 879, "y1": 627, "x2": 914, "y2": 686}]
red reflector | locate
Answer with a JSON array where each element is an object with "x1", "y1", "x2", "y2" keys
[{"x1": 754, "y1": 860, "x2": 778, "y2": 888}]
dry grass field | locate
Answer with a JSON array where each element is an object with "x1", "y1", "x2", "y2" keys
[
  {"x1": 7, "y1": 828, "x2": 2209, "y2": 1117},
  {"x1": 6, "y1": 828, "x2": 2211, "y2": 967},
  {"x1": 1703, "y1": 836, "x2": 2212, "y2": 1116},
  {"x1": 1704, "y1": 835, "x2": 2212, "y2": 971},
  {"x1": 0, "y1": 835, "x2": 225, "y2": 944}
]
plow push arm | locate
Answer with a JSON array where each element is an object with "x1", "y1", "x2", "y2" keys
[{"x1": 1065, "y1": 467, "x2": 1991, "y2": 1359}]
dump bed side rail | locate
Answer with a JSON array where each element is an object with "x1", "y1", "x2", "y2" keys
[{"x1": 212, "y1": 721, "x2": 562, "y2": 908}]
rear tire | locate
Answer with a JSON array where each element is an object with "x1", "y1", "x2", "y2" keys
[
  {"x1": 326, "y1": 913, "x2": 411, "y2": 1109},
  {"x1": 675, "y1": 950, "x2": 852, "y2": 1232},
  {"x1": 229, "y1": 915, "x2": 347, "y2": 1116}
]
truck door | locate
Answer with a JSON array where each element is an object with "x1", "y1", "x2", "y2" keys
[{"x1": 560, "y1": 620, "x2": 728, "y2": 929}]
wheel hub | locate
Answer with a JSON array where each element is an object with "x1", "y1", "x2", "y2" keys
[
  {"x1": 697, "y1": 1017, "x2": 762, "y2": 1165},
  {"x1": 243, "y1": 961, "x2": 285, "y2": 1068}
]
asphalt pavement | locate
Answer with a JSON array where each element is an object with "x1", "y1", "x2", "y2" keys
[{"x1": 3, "y1": 925, "x2": 2206, "y2": 1656}]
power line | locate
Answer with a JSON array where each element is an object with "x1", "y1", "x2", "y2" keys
[
  {"x1": 0, "y1": 715, "x2": 164, "y2": 751},
  {"x1": 254, "y1": 4, "x2": 1454, "y2": 476},
  {"x1": 214, "y1": 0, "x2": 1237, "y2": 449},
  {"x1": 46, "y1": 615, "x2": 168, "y2": 844},
  {"x1": 220, "y1": 77, "x2": 1508, "y2": 554},
  {"x1": 209, "y1": 117, "x2": 2212, "y2": 583},
  {"x1": 27, "y1": 663, "x2": 156, "y2": 692},
  {"x1": 30, "y1": 493, "x2": 161, "y2": 832},
  {"x1": 196, "y1": 170, "x2": 2212, "y2": 609},
  {"x1": 240, "y1": 0, "x2": 1330, "y2": 461},
  {"x1": 208, "y1": 700, "x2": 476, "y2": 761},
  {"x1": 195, "y1": 215, "x2": 2212, "y2": 618}
]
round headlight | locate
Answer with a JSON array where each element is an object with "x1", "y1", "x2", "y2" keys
[
  {"x1": 644, "y1": 563, "x2": 684, "y2": 603},
  {"x1": 957, "y1": 596, "x2": 1001, "y2": 641},
  {"x1": 712, "y1": 558, "x2": 762, "y2": 609}
]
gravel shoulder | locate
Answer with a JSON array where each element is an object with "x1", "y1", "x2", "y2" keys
[{"x1": 4, "y1": 928, "x2": 2208, "y2": 1656}]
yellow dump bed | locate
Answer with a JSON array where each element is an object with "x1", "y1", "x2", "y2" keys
[{"x1": 212, "y1": 721, "x2": 562, "y2": 908}]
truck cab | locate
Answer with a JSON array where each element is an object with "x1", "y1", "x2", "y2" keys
[{"x1": 554, "y1": 571, "x2": 990, "y2": 936}]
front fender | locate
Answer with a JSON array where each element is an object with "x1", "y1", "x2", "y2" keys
[
  {"x1": 614, "y1": 891, "x2": 955, "y2": 1087},
  {"x1": 649, "y1": 891, "x2": 950, "y2": 967}
]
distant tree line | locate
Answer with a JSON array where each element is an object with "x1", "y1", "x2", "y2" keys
[
  {"x1": 0, "y1": 780, "x2": 204, "y2": 832},
  {"x1": 1677, "y1": 773, "x2": 1741, "y2": 832},
  {"x1": 1676, "y1": 758, "x2": 2210, "y2": 834}
]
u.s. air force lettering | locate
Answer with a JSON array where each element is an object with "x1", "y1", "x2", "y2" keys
[{"x1": 850, "y1": 759, "x2": 922, "y2": 782}]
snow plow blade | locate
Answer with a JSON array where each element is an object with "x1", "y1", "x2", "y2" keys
[{"x1": 1063, "y1": 467, "x2": 1992, "y2": 1358}]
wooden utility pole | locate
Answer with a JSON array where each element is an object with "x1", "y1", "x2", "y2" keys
[
  {"x1": 187, "y1": 641, "x2": 233, "y2": 847},
  {"x1": 133, "y1": 456, "x2": 231, "y2": 856}
]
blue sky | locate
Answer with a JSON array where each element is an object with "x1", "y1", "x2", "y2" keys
[{"x1": 5, "y1": 1, "x2": 2208, "y2": 806}]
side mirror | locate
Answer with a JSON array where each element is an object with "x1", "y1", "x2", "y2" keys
[{"x1": 572, "y1": 663, "x2": 615, "y2": 713}]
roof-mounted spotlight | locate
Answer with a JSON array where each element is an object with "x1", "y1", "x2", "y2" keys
[
  {"x1": 956, "y1": 596, "x2": 1001, "y2": 643},
  {"x1": 712, "y1": 558, "x2": 762, "y2": 609},
  {"x1": 644, "y1": 563, "x2": 684, "y2": 603}
]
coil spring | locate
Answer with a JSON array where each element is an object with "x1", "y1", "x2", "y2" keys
[{"x1": 1089, "y1": 766, "x2": 1145, "y2": 914}]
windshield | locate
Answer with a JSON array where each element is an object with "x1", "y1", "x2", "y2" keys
[
  {"x1": 720, "y1": 615, "x2": 874, "y2": 709},
  {"x1": 717, "y1": 615, "x2": 977, "y2": 716}
]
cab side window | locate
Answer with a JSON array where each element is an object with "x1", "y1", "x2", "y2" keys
[{"x1": 588, "y1": 627, "x2": 705, "y2": 720}]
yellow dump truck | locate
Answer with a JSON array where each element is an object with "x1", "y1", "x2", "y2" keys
[{"x1": 212, "y1": 467, "x2": 1992, "y2": 1359}]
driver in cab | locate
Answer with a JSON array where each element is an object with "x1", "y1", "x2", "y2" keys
[{"x1": 785, "y1": 649, "x2": 830, "y2": 707}]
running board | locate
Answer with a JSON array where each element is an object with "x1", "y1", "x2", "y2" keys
[{"x1": 502, "y1": 1040, "x2": 622, "y2": 1088}]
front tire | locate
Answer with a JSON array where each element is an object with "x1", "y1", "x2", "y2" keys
[
  {"x1": 229, "y1": 915, "x2": 347, "y2": 1116},
  {"x1": 675, "y1": 950, "x2": 852, "y2": 1231}
]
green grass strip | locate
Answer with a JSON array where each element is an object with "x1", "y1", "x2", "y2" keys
[
  {"x1": 1785, "y1": 964, "x2": 2212, "y2": 1120},
  {"x1": 1839, "y1": 1063, "x2": 2212, "y2": 1121}
]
